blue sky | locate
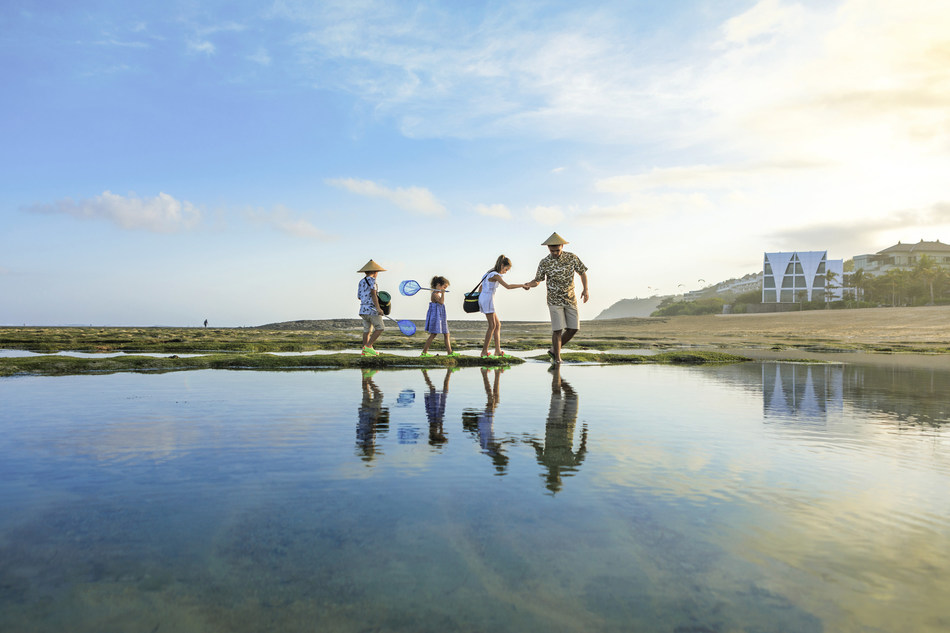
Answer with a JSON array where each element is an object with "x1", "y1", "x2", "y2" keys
[{"x1": 2, "y1": 0, "x2": 949, "y2": 326}]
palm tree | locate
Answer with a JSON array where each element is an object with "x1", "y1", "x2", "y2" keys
[
  {"x1": 847, "y1": 268, "x2": 867, "y2": 301},
  {"x1": 881, "y1": 268, "x2": 909, "y2": 306},
  {"x1": 914, "y1": 255, "x2": 943, "y2": 305},
  {"x1": 824, "y1": 270, "x2": 840, "y2": 307}
]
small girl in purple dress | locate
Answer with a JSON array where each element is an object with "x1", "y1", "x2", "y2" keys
[{"x1": 421, "y1": 276, "x2": 456, "y2": 357}]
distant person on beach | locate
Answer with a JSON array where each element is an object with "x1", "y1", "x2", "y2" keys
[
  {"x1": 357, "y1": 259, "x2": 386, "y2": 356},
  {"x1": 524, "y1": 232, "x2": 589, "y2": 364},
  {"x1": 421, "y1": 276, "x2": 456, "y2": 357},
  {"x1": 203, "y1": 319, "x2": 208, "y2": 328},
  {"x1": 479, "y1": 255, "x2": 528, "y2": 358}
]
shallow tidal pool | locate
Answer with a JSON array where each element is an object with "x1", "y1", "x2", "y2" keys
[{"x1": 1, "y1": 361, "x2": 948, "y2": 633}]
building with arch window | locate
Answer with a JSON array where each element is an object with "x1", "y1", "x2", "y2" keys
[{"x1": 762, "y1": 251, "x2": 843, "y2": 303}]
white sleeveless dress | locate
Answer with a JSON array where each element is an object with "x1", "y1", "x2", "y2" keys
[{"x1": 478, "y1": 271, "x2": 500, "y2": 314}]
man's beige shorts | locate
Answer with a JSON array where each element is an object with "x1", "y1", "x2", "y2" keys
[
  {"x1": 361, "y1": 314, "x2": 385, "y2": 333},
  {"x1": 548, "y1": 305, "x2": 579, "y2": 331}
]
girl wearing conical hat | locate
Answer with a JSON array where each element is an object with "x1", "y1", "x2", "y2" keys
[{"x1": 357, "y1": 259, "x2": 386, "y2": 356}]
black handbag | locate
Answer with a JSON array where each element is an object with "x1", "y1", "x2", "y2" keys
[{"x1": 463, "y1": 274, "x2": 488, "y2": 313}]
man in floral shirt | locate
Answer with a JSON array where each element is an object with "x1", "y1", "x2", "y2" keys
[{"x1": 525, "y1": 232, "x2": 589, "y2": 364}]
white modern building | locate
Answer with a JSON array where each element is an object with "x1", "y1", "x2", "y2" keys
[{"x1": 762, "y1": 251, "x2": 844, "y2": 303}]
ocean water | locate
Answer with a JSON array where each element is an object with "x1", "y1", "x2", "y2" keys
[{"x1": 1, "y1": 361, "x2": 948, "y2": 632}]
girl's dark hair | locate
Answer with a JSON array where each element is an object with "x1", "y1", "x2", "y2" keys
[
  {"x1": 431, "y1": 275, "x2": 449, "y2": 288},
  {"x1": 493, "y1": 255, "x2": 512, "y2": 273}
]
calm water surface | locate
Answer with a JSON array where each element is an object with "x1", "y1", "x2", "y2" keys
[{"x1": 1, "y1": 361, "x2": 948, "y2": 633}]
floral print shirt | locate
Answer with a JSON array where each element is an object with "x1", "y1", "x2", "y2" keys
[
  {"x1": 357, "y1": 276, "x2": 378, "y2": 315},
  {"x1": 534, "y1": 252, "x2": 588, "y2": 307}
]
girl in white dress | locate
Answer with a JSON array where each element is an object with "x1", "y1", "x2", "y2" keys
[{"x1": 479, "y1": 255, "x2": 527, "y2": 358}]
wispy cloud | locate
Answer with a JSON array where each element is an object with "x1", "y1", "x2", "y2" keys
[
  {"x1": 188, "y1": 40, "x2": 216, "y2": 55},
  {"x1": 25, "y1": 191, "x2": 201, "y2": 233},
  {"x1": 767, "y1": 202, "x2": 950, "y2": 254},
  {"x1": 531, "y1": 205, "x2": 565, "y2": 226},
  {"x1": 277, "y1": 0, "x2": 950, "y2": 168},
  {"x1": 248, "y1": 47, "x2": 271, "y2": 65},
  {"x1": 595, "y1": 161, "x2": 826, "y2": 194},
  {"x1": 247, "y1": 206, "x2": 335, "y2": 240},
  {"x1": 475, "y1": 203, "x2": 511, "y2": 220},
  {"x1": 276, "y1": 1, "x2": 688, "y2": 143},
  {"x1": 328, "y1": 178, "x2": 447, "y2": 216}
]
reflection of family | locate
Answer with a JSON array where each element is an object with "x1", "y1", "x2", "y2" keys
[
  {"x1": 462, "y1": 367, "x2": 510, "y2": 473},
  {"x1": 357, "y1": 231, "x2": 589, "y2": 363},
  {"x1": 529, "y1": 364, "x2": 588, "y2": 494},
  {"x1": 356, "y1": 369, "x2": 390, "y2": 462},
  {"x1": 421, "y1": 368, "x2": 453, "y2": 447},
  {"x1": 357, "y1": 361, "x2": 587, "y2": 492}
]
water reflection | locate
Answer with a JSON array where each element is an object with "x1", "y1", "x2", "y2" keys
[
  {"x1": 421, "y1": 368, "x2": 453, "y2": 447},
  {"x1": 462, "y1": 367, "x2": 510, "y2": 473},
  {"x1": 1, "y1": 364, "x2": 949, "y2": 632},
  {"x1": 528, "y1": 365, "x2": 588, "y2": 494},
  {"x1": 763, "y1": 363, "x2": 843, "y2": 422},
  {"x1": 714, "y1": 361, "x2": 950, "y2": 427},
  {"x1": 356, "y1": 369, "x2": 390, "y2": 461}
]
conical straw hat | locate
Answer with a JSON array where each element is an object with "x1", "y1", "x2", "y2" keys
[
  {"x1": 357, "y1": 259, "x2": 386, "y2": 273},
  {"x1": 541, "y1": 232, "x2": 569, "y2": 246}
]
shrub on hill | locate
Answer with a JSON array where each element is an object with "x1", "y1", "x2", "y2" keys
[{"x1": 651, "y1": 297, "x2": 725, "y2": 317}]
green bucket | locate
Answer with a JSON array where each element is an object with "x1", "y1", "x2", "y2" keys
[{"x1": 377, "y1": 290, "x2": 392, "y2": 315}]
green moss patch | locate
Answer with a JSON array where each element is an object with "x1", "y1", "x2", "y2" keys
[
  {"x1": 528, "y1": 351, "x2": 751, "y2": 365},
  {"x1": 0, "y1": 352, "x2": 522, "y2": 378}
]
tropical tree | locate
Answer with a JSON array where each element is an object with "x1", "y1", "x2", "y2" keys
[
  {"x1": 914, "y1": 255, "x2": 945, "y2": 305},
  {"x1": 847, "y1": 268, "x2": 867, "y2": 301},
  {"x1": 824, "y1": 269, "x2": 840, "y2": 307},
  {"x1": 880, "y1": 268, "x2": 910, "y2": 306}
]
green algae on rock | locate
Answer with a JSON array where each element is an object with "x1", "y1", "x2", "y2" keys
[
  {"x1": 528, "y1": 351, "x2": 751, "y2": 365},
  {"x1": 0, "y1": 352, "x2": 521, "y2": 378}
]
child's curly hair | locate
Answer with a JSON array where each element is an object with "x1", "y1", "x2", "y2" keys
[{"x1": 431, "y1": 275, "x2": 449, "y2": 288}]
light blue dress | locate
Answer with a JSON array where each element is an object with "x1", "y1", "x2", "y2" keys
[{"x1": 424, "y1": 301, "x2": 448, "y2": 334}]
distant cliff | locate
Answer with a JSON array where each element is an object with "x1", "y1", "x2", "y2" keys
[{"x1": 594, "y1": 297, "x2": 666, "y2": 320}]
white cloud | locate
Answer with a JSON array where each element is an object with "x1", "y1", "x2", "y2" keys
[
  {"x1": 26, "y1": 191, "x2": 201, "y2": 233},
  {"x1": 188, "y1": 40, "x2": 216, "y2": 55},
  {"x1": 278, "y1": 2, "x2": 691, "y2": 143},
  {"x1": 249, "y1": 47, "x2": 272, "y2": 65},
  {"x1": 248, "y1": 206, "x2": 334, "y2": 240},
  {"x1": 720, "y1": 0, "x2": 807, "y2": 46},
  {"x1": 475, "y1": 203, "x2": 512, "y2": 219},
  {"x1": 531, "y1": 205, "x2": 565, "y2": 225},
  {"x1": 328, "y1": 178, "x2": 446, "y2": 216}
]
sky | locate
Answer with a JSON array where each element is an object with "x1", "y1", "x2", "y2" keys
[{"x1": 2, "y1": 0, "x2": 949, "y2": 326}]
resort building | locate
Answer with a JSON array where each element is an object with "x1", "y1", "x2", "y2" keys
[
  {"x1": 852, "y1": 239, "x2": 950, "y2": 276},
  {"x1": 762, "y1": 251, "x2": 844, "y2": 303},
  {"x1": 716, "y1": 272, "x2": 763, "y2": 295}
]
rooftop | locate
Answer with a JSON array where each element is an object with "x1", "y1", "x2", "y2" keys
[{"x1": 878, "y1": 239, "x2": 950, "y2": 254}]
